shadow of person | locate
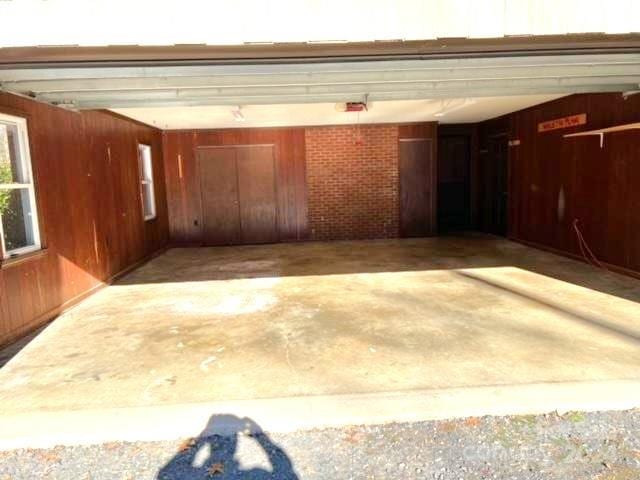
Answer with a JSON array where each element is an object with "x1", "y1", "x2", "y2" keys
[{"x1": 157, "y1": 414, "x2": 299, "y2": 479}]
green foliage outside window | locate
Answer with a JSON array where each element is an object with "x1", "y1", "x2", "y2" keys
[{"x1": 0, "y1": 162, "x2": 11, "y2": 216}]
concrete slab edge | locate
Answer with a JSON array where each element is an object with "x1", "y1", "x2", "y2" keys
[{"x1": 1, "y1": 379, "x2": 639, "y2": 451}]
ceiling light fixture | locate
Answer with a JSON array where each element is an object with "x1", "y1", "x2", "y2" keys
[
  {"x1": 433, "y1": 98, "x2": 477, "y2": 118},
  {"x1": 232, "y1": 106, "x2": 245, "y2": 122}
]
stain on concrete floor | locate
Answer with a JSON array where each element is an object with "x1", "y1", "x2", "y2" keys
[{"x1": 0, "y1": 234, "x2": 639, "y2": 414}]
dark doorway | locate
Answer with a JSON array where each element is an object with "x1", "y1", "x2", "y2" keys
[
  {"x1": 399, "y1": 138, "x2": 436, "y2": 237},
  {"x1": 479, "y1": 134, "x2": 509, "y2": 236},
  {"x1": 197, "y1": 145, "x2": 278, "y2": 246},
  {"x1": 437, "y1": 132, "x2": 471, "y2": 232}
]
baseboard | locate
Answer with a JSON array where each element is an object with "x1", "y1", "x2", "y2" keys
[
  {"x1": 0, "y1": 245, "x2": 170, "y2": 348},
  {"x1": 105, "y1": 245, "x2": 169, "y2": 284},
  {"x1": 510, "y1": 236, "x2": 640, "y2": 280}
]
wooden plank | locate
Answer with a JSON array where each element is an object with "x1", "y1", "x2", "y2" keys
[
  {"x1": 564, "y1": 121, "x2": 640, "y2": 137},
  {"x1": 236, "y1": 145, "x2": 278, "y2": 244},
  {"x1": 197, "y1": 147, "x2": 241, "y2": 246},
  {"x1": 399, "y1": 139, "x2": 435, "y2": 237},
  {"x1": 398, "y1": 123, "x2": 438, "y2": 238}
]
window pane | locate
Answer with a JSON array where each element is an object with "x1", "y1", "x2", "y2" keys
[
  {"x1": 138, "y1": 144, "x2": 152, "y2": 182},
  {"x1": 0, "y1": 188, "x2": 37, "y2": 253},
  {"x1": 142, "y1": 183, "x2": 155, "y2": 219},
  {"x1": 0, "y1": 123, "x2": 28, "y2": 184},
  {"x1": 137, "y1": 147, "x2": 145, "y2": 180}
]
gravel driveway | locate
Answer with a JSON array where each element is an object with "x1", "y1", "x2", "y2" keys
[{"x1": 1, "y1": 410, "x2": 639, "y2": 479}]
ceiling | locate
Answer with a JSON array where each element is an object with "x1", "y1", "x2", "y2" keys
[{"x1": 112, "y1": 95, "x2": 565, "y2": 130}]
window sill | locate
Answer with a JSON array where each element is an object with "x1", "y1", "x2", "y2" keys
[{"x1": 1, "y1": 248, "x2": 48, "y2": 269}]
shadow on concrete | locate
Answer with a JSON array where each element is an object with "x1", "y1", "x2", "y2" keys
[
  {"x1": 157, "y1": 414, "x2": 298, "y2": 480},
  {"x1": 115, "y1": 234, "x2": 640, "y2": 304},
  {"x1": 0, "y1": 322, "x2": 50, "y2": 369},
  {"x1": 456, "y1": 270, "x2": 640, "y2": 346}
]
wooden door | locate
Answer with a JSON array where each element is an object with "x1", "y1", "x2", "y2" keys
[
  {"x1": 236, "y1": 145, "x2": 278, "y2": 244},
  {"x1": 197, "y1": 147, "x2": 241, "y2": 246},
  {"x1": 399, "y1": 139, "x2": 436, "y2": 237}
]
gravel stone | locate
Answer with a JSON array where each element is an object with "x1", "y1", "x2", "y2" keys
[{"x1": 0, "y1": 409, "x2": 639, "y2": 479}]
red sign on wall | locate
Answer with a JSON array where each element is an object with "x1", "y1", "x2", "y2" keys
[{"x1": 538, "y1": 113, "x2": 587, "y2": 133}]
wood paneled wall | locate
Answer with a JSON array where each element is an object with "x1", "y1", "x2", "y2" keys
[
  {"x1": 478, "y1": 93, "x2": 640, "y2": 276},
  {"x1": 164, "y1": 124, "x2": 438, "y2": 244},
  {"x1": 162, "y1": 128, "x2": 308, "y2": 244},
  {"x1": 0, "y1": 93, "x2": 169, "y2": 346}
]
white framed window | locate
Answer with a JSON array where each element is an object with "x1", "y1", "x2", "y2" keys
[
  {"x1": 137, "y1": 144, "x2": 156, "y2": 221},
  {"x1": 0, "y1": 112, "x2": 41, "y2": 260}
]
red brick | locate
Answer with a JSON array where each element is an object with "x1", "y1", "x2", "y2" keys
[{"x1": 305, "y1": 125, "x2": 400, "y2": 241}]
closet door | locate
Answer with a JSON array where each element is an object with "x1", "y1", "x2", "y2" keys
[
  {"x1": 399, "y1": 138, "x2": 436, "y2": 237},
  {"x1": 197, "y1": 147, "x2": 241, "y2": 246},
  {"x1": 236, "y1": 145, "x2": 278, "y2": 244}
]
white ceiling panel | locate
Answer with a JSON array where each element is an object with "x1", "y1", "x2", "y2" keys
[{"x1": 111, "y1": 95, "x2": 566, "y2": 130}]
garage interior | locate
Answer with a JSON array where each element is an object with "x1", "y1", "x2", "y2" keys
[{"x1": 1, "y1": 37, "x2": 640, "y2": 448}]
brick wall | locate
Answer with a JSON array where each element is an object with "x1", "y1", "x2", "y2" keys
[{"x1": 305, "y1": 125, "x2": 399, "y2": 240}]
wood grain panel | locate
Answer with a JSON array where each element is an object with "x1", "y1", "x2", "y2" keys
[
  {"x1": 0, "y1": 92, "x2": 169, "y2": 346},
  {"x1": 478, "y1": 92, "x2": 640, "y2": 277},
  {"x1": 398, "y1": 123, "x2": 438, "y2": 237},
  {"x1": 399, "y1": 139, "x2": 435, "y2": 237},
  {"x1": 236, "y1": 145, "x2": 278, "y2": 244},
  {"x1": 197, "y1": 147, "x2": 241, "y2": 246},
  {"x1": 163, "y1": 128, "x2": 307, "y2": 245}
]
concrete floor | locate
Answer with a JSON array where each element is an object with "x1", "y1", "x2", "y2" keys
[{"x1": 1, "y1": 234, "x2": 640, "y2": 448}]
